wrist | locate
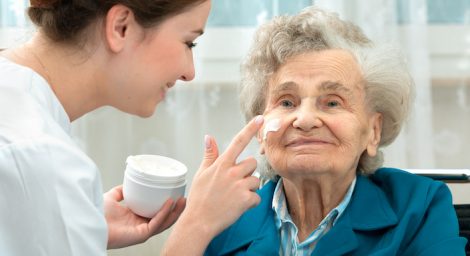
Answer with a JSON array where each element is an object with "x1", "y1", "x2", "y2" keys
[
  {"x1": 177, "y1": 210, "x2": 218, "y2": 243},
  {"x1": 162, "y1": 211, "x2": 216, "y2": 255}
]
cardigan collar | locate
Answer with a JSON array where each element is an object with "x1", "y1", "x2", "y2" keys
[
  {"x1": 312, "y1": 174, "x2": 398, "y2": 255},
  {"x1": 348, "y1": 174, "x2": 398, "y2": 230}
]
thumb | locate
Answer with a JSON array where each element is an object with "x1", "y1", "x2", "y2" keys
[
  {"x1": 198, "y1": 134, "x2": 219, "y2": 171},
  {"x1": 104, "y1": 185, "x2": 124, "y2": 202}
]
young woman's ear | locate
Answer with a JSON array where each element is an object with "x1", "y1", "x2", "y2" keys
[
  {"x1": 366, "y1": 113, "x2": 382, "y2": 157},
  {"x1": 104, "y1": 5, "x2": 138, "y2": 52}
]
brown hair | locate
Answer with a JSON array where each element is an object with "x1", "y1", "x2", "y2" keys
[{"x1": 28, "y1": 0, "x2": 207, "y2": 44}]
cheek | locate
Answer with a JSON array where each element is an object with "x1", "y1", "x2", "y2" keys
[
  {"x1": 262, "y1": 126, "x2": 291, "y2": 171},
  {"x1": 152, "y1": 40, "x2": 186, "y2": 65},
  {"x1": 327, "y1": 117, "x2": 371, "y2": 151},
  {"x1": 262, "y1": 133, "x2": 283, "y2": 157},
  {"x1": 264, "y1": 149, "x2": 287, "y2": 174},
  {"x1": 261, "y1": 116, "x2": 289, "y2": 148},
  {"x1": 144, "y1": 38, "x2": 182, "y2": 69}
]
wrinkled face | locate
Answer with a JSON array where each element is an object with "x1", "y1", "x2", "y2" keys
[
  {"x1": 109, "y1": 0, "x2": 211, "y2": 117},
  {"x1": 259, "y1": 49, "x2": 382, "y2": 181}
]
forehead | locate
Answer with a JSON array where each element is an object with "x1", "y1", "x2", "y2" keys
[{"x1": 269, "y1": 49, "x2": 364, "y2": 93}]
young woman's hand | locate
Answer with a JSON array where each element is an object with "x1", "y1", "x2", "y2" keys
[
  {"x1": 103, "y1": 185, "x2": 186, "y2": 249},
  {"x1": 162, "y1": 115, "x2": 264, "y2": 255}
]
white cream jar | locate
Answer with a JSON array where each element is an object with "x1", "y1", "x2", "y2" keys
[{"x1": 123, "y1": 154, "x2": 187, "y2": 218}]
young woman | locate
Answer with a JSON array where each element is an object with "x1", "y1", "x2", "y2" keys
[{"x1": 0, "y1": 0, "x2": 263, "y2": 255}]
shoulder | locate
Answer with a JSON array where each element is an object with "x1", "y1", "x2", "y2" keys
[
  {"x1": 0, "y1": 134, "x2": 104, "y2": 216},
  {"x1": 366, "y1": 168, "x2": 466, "y2": 254},
  {"x1": 370, "y1": 167, "x2": 448, "y2": 194},
  {"x1": 0, "y1": 134, "x2": 97, "y2": 175},
  {"x1": 0, "y1": 57, "x2": 34, "y2": 79},
  {"x1": 0, "y1": 57, "x2": 36, "y2": 97},
  {"x1": 0, "y1": 60, "x2": 67, "y2": 146},
  {"x1": 367, "y1": 168, "x2": 450, "y2": 213},
  {"x1": 369, "y1": 167, "x2": 448, "y2": 202},
  {"x1": 365, "y1": 168, "x2": 456, "y2": 234},
  {"x1": 0, "y1": 135, "x2": 101, "y2": 200},
  {"x1": 0, "y1": 135, "x2": 107, "y2": 255}
]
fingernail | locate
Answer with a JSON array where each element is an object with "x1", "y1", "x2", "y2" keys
[
  {"x1": 254, "y1": 115, "x2": 264, "y2": 125},
  {"x1": 204, "y1": 135, "x2": 211, "y2": 150}
]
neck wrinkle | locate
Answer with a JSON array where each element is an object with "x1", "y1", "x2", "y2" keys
[{"x1": 282, "y1": 172, "x2": 355, "y2": 237}]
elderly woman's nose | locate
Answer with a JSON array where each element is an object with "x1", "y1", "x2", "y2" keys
[{"x1": 292, "y1": 105, "x2": 323, "y2": 131}]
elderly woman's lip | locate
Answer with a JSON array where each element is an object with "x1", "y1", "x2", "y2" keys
[{"x1": 286, "y1": 138, "x2": 330, "y2": 147}]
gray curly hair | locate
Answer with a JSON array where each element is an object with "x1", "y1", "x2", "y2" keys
[{"x1": 239, "y1": 6, "x2": 415, "y2": 178}]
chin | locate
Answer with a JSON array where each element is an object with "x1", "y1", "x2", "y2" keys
[
  {"x1": 139, "y1": 108, "x2": 156, "y2": 118},
  {"x1": 137, "y1": 112, "x2": 154, "y2": 118},
  {"x1": 131, "y1": 104, "x2": 157, "y2": 118},
  {"x1": 287, "y1": 160, "x2": 331, "y2": 174},
  {"x1": 112, "y1": 100, "x2": 157, "y2": 117}
]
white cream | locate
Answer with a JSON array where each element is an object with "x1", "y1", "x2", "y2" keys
[
  {"x1": 131, "y1": 156, "x2": 183, "y2": 176},
  {"x1": 263, "y1": 118, "x2": 281, "y2": 140}
]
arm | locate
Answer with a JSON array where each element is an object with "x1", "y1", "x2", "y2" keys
[
  {"x1": 0, "y1": 137, "x2": 108, "y2": 254},
  {"x1": 162, "y1": 116, "x2": 264, "y2": 255},
  {"x1": 404, "y1": 182, "x2": 467, "y2": 256}
]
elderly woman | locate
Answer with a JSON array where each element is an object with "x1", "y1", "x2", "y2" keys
[{"x1": 205, "y1": 7, "x2": 467, "y2": 256}]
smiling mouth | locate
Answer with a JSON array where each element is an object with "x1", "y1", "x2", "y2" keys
[
  {"x1": 160, "y1": 87, "x2": 168, "y2": 99},
  {"x1": 286, "y1": 139, "x2": 331, "y2": 148},
  {"x1": 166, "y1": 82, "x2": 175, "y2": 89}
]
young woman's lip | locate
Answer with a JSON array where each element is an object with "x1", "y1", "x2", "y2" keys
[
  {"x1": 166, "y1": 82, "x2": 175, "y2": 89},
  {"x1": 161, "y1": 87, "x2": 168, "y2": 99}
]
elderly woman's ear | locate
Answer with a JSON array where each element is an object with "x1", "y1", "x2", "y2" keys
[
  {"x1": 366, "y1": 113, "x2": 383, "y2": 157},
  {"x1": 257, "y1": 129, "x2": 266, "y2": 155}
]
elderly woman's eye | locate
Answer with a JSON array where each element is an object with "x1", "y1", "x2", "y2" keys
[
  {"x1": 280, "y1": 100, "x2": 294, "y2": 108},
  {"x1": 327, "y1": 100, "x2": 340, "y2": 107}
]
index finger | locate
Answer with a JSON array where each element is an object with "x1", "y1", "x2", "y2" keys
[{"x1": 221, "y1": 115, "x2": 264, "y2": 163}]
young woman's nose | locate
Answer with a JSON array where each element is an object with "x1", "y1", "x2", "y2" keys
[
  {"x1": 179, "y1": 53, "x2": 195, "y2": 81},
  {"x1": 292, "y1": 103, "x2": 323, "y2": 131}
]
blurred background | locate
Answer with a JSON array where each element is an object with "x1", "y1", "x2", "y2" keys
[{"x1": 1, "y1": 0, "x2": 470, "y2": 254}]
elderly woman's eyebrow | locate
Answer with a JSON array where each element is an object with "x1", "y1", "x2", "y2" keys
[
  {"x1": 319, "y1": 81, "x2": 353, "y2": 95},
  {"x1": 271, "y1": 81, "x2": 299, "y2": 95}
]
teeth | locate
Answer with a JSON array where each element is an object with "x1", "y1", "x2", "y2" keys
[{"x1": 263, "y1": 118, "x2": 281, "y2": 140}]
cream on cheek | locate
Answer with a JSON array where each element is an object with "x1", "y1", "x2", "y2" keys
[
  {"x1": 262, "y1": 118, "x2": 281, "y2": 140},
  {"x1": 262, "y1": 117, "x2": 289, "y2": 169},
  {"x1": 260, "y1": 117, "x2": 283, "y2": 155}
]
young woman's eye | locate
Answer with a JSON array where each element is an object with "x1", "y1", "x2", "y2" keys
[{"x1": 186, "y1": 42, "x2": 197, "y2": 49}]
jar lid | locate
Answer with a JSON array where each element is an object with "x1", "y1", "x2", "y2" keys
[{"x1": 126, "y1": 155, "x2": 187, "y2": 184}]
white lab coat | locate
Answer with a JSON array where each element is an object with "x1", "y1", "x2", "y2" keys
[{"x1": 0, "y1": 57, "x2": 107, "y2": 255}]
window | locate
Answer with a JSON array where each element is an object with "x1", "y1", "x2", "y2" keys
[
  {"x1": 193, "y1": 0, "x2": 313, "y2": 83},
  {"x1": 0, "y1": 0, "x2": 32, "y2": 49}
]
